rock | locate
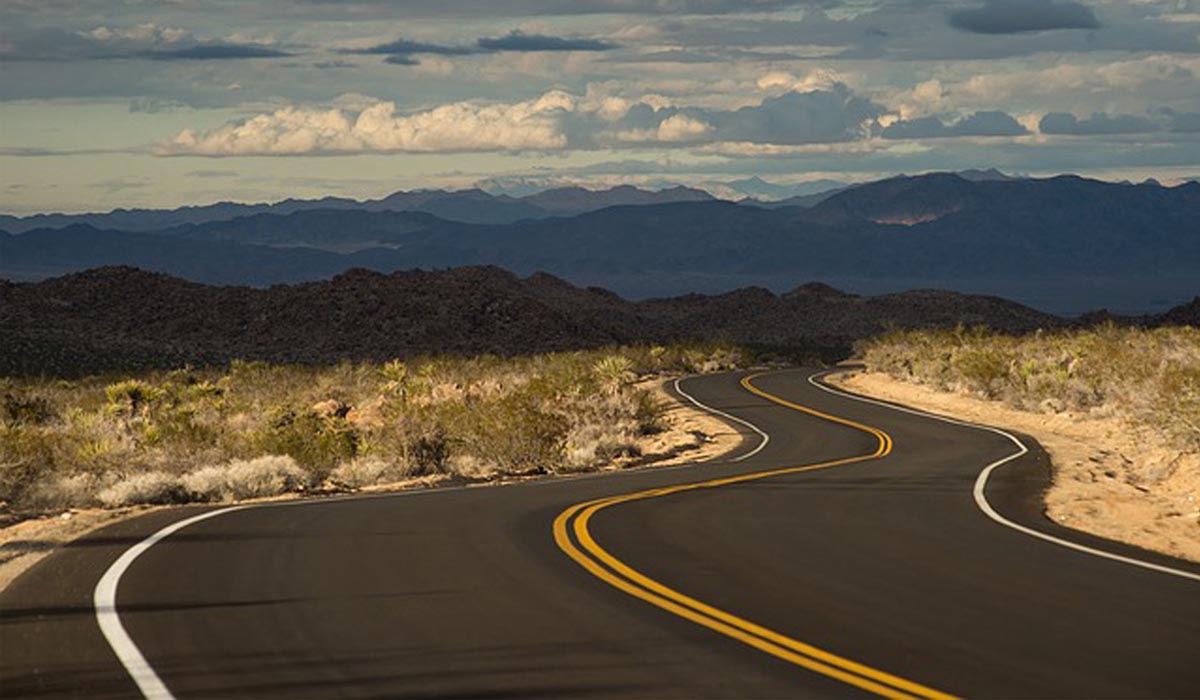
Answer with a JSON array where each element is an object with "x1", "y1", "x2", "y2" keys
[
  {"x1": 311, "y1": 399, "x2": 350, "y2": 419},
  {"x1": 346, "y1": 398, "x2": 387, "y2": 430}
]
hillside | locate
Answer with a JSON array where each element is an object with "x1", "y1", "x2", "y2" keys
[{"x1": 0, "y1": 266, "x2": 1070, "y2": 376}]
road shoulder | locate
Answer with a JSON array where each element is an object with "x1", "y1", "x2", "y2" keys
[{"x1": 829, "y1": 369, "x2": 1200, "y2": 564}]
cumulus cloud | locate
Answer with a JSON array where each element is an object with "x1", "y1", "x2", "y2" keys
[
  {"x1": 948, "y1": 0, "x2": 1100, "y2": 34},
  {"x1": 881, "y1": 111, "x2": 1030, "y2": 139},
  {"x1": 159, "y1": 91, "x2": 576, "y2": 155},
  {"x1": 158, "y1": 83, "x2": 888, "y2": 155}
]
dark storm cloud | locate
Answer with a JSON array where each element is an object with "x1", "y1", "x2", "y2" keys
[
  {"x1": 948, "y1": 0, "x2": 1100, "y2": 34},
  {"x1": 881, "y1": 111, "x2": 1029, "y2": 139}
]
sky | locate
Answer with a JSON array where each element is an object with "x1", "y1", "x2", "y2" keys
[{"x1": 2, "y1": 0, "x2": 1199, "y2": 214}]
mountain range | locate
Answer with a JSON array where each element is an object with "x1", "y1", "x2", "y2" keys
[
  {"x1": 0, "y1": 184, "x2": 718, "y2": 233},
  {"x1": 3, "y1": 172, "x2": 1198, "y2": 315}
]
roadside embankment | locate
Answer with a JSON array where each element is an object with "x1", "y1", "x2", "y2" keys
[{"x1": 0, "y1": 345, "x2": 748, "y2": 592}]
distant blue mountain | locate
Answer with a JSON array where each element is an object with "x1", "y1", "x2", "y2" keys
[{"x1": 3, "y1": 173, "x2": 1198, "y2": 314}]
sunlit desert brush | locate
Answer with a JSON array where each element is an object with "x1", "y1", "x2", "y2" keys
[
  {"x1": 859, "y1": 324, "x2": 1200, "y2": 449},
  {"x1": 0, "y1": 344, "x2": 747, "y2": 512}
]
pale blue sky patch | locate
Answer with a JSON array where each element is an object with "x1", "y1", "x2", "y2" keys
[{"x1": 2, "y1": 0, "x2": 1199, "y2": 213}]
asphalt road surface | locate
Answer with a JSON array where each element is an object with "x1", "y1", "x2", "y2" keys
[{"x1": 2, "y1": 369, "x2": 1198, "y2": 699}]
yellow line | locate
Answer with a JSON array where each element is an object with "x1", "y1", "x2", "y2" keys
[{"x1": 552, "y1": 371, "x2": 958, "y2": 700}]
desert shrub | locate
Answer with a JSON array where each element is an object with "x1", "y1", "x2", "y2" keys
[
  {"x1": 105, "y1": 380, "x2": 163, "y2": 420},
  {"x1": 594, "y1": 355, "x2": 636, "y2": 395},
  {"x1": 860, "y1": 324, "x2": 1200, "y2": 450},
  {"x1": 25, "y1": 473, "x2": 103, "y2": 510},
  {"x1": 255, "y1": 407, "x2": 358, "y2": 475},
  {"x1": 329, "y1": 456, "x2": 413, "y2": 489},
  {"x1": 3, "y1": 391, "x2": 55, "y2": 427},
  {"x1": 1, "y1": 343, "x2": 750, "y2": 512},
  {"x1": 405, "y1": 429, "x2": 450, "y2": 475},
  {"x1": 97, "y1": 471, "x2": 187, "y2": 508},
  {"x1": 448, "y1": 389, "x2": 568, "y2": 474},
  {"x1": 182, "y1": 455, "x2": 308, "y2": 501},
  {"x1": 0, "y1": 425, "x2": 59, "y2": 505}
]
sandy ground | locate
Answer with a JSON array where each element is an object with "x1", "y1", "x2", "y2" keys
[
  {"x1": 831, "y1": 370, "x2": 1200, "y2": 563},
  {"x1": 0, "y1": 375, "x2": 743, "y2": 593}
]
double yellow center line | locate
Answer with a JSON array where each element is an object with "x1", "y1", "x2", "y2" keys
[{"x1": 552, "y1": 372, "x2": 955, "y2": 700}]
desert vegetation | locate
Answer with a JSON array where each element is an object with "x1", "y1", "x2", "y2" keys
[
  {"x1": 0, "y1": 344, "x2": 747, "y2": 514},
  {"x1": 859, "y1": 324, "x2": 1200, "y2": 450}
]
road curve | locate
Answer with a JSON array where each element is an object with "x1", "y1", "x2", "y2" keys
[{"x1": 2, "y1": 368, "x2": 1198, "y2": 699}]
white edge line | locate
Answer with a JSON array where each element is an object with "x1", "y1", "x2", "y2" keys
[
  {"x1": 94, "y1": 372, "x2": 772, "y2": 699},
  {"x1": 808, "y1": 369, "x2": 1200, "y2": 584},
  {"x1": 674, "y1": 376, "x2": 770, "y2": 462},
  {"x1": 94, "y1": 505, "x2": 249, "y2": 700}
]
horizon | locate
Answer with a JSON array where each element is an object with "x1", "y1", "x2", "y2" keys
[{"x1": 4, "y1": 1, "x2": 1200, "y2": 215}]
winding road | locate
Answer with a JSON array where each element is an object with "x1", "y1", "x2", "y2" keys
[{"x1": 2, "y1": 369, "x2": 1198, "y2": 699}]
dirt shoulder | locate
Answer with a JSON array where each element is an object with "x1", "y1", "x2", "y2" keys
[
  {"x1": 0, "y1": 375, "x2": 742, "y2": 593},
  {"x1": 830, "y1": 370, "x2": 1200, "y2": 563}
]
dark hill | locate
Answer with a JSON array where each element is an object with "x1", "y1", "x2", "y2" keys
[{"x1": 1, "y1": 266, "x2": 1067, "y2": 376}]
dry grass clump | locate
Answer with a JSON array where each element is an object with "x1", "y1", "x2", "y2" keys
[
  {"x1": 859, "y1": 324, "x2": 1200, "y2": 449},
  {"x1": 181, "y1": 456, "x2": 308, "y2": 502},
  {"x1": 0, "y1": 343, "x2": 747, "y2": 513}
]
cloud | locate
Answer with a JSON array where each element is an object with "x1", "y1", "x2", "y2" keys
[
  {"x1": 157, "y1": 83, "x2": 888, "y2": 155},
  {"x1": 88, "y1": 177, "x2": 150, "y2": 193},
  {"x1": 0, "y1": 25, "x2": 293, "y2": 62},
  {"x1": 288, "y1": 0, "x2": 813, "y2": 17},
  {"x1": 158, "y1": 91, "x2": 577, "y2": 155},
  {"x1": 1163, "y1": 109, "x2": 1200, "y2": 133},
  {"x1": 1039, "y1": 111, "x2": 1160, "y2": 135},
  {"x1": 185, "y1": 169, "x2": 239, "y2": 178},
  {"x1": 881, "y1": 111, "x2": 1030, "y2": 139},
  {"x1": 340, "y1": 38, "x2": 477, "y2": 57},
  {"x1": 1037, "y1": 109, "x2": 1200, "y2": 135},
  {"x1": 958, "y1": 55, "x2": 1200, "y2": 105},
  {"x1": 712, "y1": 86, "x2": 883, "y2": 144},
  {"x1": 948, "y1": 0, "x2": 1100, "y2": 34},
  {"x1": 140, "y1": 44, "x2": 293, "y2": 60},
  {"x1": 476, "y1": 30, "x2": 616, "y2": 52},
  {"x1": 339, "y1": 31, "x2": 616, "y2": 65}
]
